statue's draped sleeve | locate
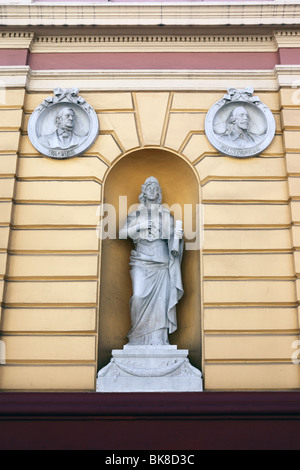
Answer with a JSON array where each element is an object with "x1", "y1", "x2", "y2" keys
[
  {"x1": 165, "y1": 211, "x2": 184, "y2": 334},
  {"x1": 119, "y1": 211, "x2": 141, "y2": 242}
]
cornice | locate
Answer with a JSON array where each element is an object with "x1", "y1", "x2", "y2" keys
[
  {"x1": 0, "y1": 31, "x2": 35, "y2": 50},
  {"x1": 275, "y1": 30, "x2": 300, "y2": 49},
  {"x1": 31, "y1": 34, "x2": 277, "y2": 53},
  {"x1": 1, "y1": 30, "x2": 299, "y2": 54},
  {"x1": 0, "y1": 2, "x2": 299, "y2": 27}
]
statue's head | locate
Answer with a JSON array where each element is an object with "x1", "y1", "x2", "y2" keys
[
  {"x1": 56, "y1": 107, "x2": 75, "y2": 132},
  {"x1": 226, "y1": 106, "x2": 250, "y2": 134},
  {"x1": 139, "y1": 176, "x2": 162, "y2": 205}
]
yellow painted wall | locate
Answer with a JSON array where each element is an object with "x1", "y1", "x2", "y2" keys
[{"x1": 0, "y1": 83, "x2": 299, "y2": 392}]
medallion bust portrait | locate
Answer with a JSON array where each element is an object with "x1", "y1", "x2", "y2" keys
[
  {"x1": 205, "y1": 87, "x2": 276, "y2": 158},
  {"x1": 28, "y1": 88, "x2": 99, "y2": 160}
]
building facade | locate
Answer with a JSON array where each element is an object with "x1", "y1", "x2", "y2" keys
[{"x1": 0, "y1": 0, "x2": 300, "y2": 449}]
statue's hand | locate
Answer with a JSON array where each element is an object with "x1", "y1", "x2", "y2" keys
[{"x1": 137, "y1": 220, "x2": 152, "y2": 232}]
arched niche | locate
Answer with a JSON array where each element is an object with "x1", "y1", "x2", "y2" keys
[{"x1": 98, "y1": 148, "x2": 202, "y2": 371}]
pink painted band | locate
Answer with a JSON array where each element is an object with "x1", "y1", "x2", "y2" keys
[
  {"x1": 0, "y1": 49, "x2": 29, "y2": 66},
  {"x1": 28, "y1": 51, "x2": 280, "y2": 70},
  {"x1": 1, "y1": 49, "x2": 300, "y2": 70}
]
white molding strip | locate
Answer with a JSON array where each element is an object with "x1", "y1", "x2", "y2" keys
[
  {"x1": 0, "y1": 66, "x2": 277, "y2": 91},
  {"x1": 0, "y1": 65, "x2": 298, "y2": 91},
  {"x1": 0, "y1": 2, "x2": 299, "y2": 27}
]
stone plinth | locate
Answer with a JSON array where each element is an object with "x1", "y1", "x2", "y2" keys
[{"x1": 96, "y1": 345, "x2": 203, "y2": 393}]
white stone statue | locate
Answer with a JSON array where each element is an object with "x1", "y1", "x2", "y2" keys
[
  {"x1": 119, "y1": 176, "x2": 184, "y2": 346},
  {"x1": 97, "y1": 176, "x2": 203, "y2": 392}
]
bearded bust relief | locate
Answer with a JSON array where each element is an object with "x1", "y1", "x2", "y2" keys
[
  {"x1": 218, "y1": 105, "x2": 265, "y2": 148},
  {"x1": 205, "y1": 88, "x2": 276, "y2": 158}
]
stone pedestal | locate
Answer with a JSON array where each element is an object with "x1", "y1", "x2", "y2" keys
[{"x1": 96, "y1": 345, "x2": 203, "y2": 393}]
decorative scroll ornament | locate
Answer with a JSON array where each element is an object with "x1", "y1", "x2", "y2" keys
[
  {"x1": 28, "y1": 88, "x2": 99, "y2": 160},
  {"x1": 205, "y1": 87, "x2": 276, "y2": 158}
]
